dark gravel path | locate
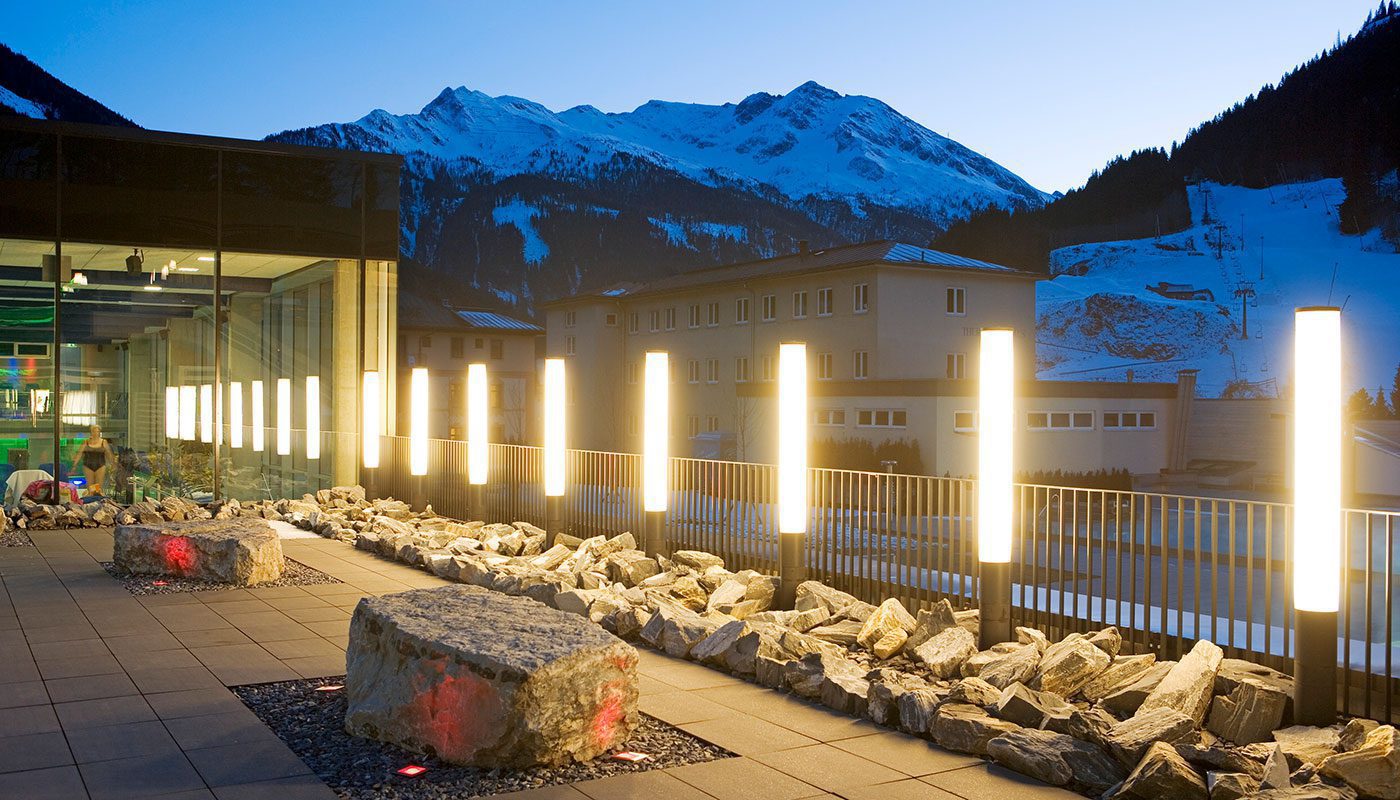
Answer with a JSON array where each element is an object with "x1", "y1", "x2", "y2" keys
[{"x1": 101, "y1": 558, "x2": 341, "y2": 594}]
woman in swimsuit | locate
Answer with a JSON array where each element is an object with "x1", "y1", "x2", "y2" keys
[{"x1": 71, "y1": 424, "x2": 113, "y2": 497}]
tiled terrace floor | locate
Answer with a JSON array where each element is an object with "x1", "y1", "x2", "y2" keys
[{"x1": 0, "y1": 528, "x2": 1078, "y2": 800}]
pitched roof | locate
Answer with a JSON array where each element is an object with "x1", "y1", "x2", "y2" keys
[
  {"x1": 543, "y1": 240, "x2": 1038, "y2": 306},
  {"x1": 454, "y1": 310, "x2": 543, "y2": 332},
  {"x1": 398, "y1": 291, "x2": 541, "y2": 333}
]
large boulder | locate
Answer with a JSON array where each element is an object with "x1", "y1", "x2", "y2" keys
[
  {"x1": 1319, "y1": 725, "x2": 1400, "y2": 800},
  {"x1": 113, "y1": 518, "x2": 282, "y2": 585},
  {"x1": 1137, "y1": 639, "x2": 1223, "y2": 724},
  {"x1": 987, "y1": 728, "x2": 1126, "y2": 795},
  {"x1": 1080, "y1": 652, "x2": 1157, "y2": 702},
  {"x1": 931, "y1": 702, "x2": 1020, "y2": 756},
  {"x1": 1120, "y1": 741, "x2": 1209, "y2": 799},
  {"x1": 911, "y1": 625, "x2": 978, "y2": 679},
  {"x1": 1033, "y1": 636, "x2": 1110, "y2": 696},
  {"x1": 344, "y1": 586, "x2": 638, "y2": 767},
  {"x1": 1206, "y1": 677, "x2": 1289, "y2": 745}
]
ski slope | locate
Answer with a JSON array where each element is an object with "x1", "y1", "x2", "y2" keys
[{"x1": 1037, "y1": 180, "x2": 1400, "y2": 396}]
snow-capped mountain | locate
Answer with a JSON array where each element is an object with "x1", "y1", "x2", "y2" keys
[
  {"x1": 0, "y1": 44, "x2": 135, "y2": 127},
  {"x1": 275, "y1": 81, "x2": 1046, "y2": 226}
]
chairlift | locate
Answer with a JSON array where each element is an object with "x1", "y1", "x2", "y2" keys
[
  {"x1": 1249, "y1": 296, "x2": 1258, "y2": 309},
  {"x1": 1254, "y1": 326, "x2": 1263, "y2": 340}
]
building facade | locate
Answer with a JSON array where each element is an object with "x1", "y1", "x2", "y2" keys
[
  {"x1": 0, "y1": 116, "x2": 400, "y2": 503},
  {"x1": 544, "y1": 241, "x2": 1182, "y2": 478},
  {"x1": 396, "y1": 296, "x2": 542, "y2": 443}
]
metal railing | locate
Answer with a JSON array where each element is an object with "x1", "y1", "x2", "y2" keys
[{"x1": 369, "y1": 435, "x2": 1398, "y2": 722}]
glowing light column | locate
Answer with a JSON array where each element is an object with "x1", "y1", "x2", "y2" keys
[
  {"x1": 1292, "y1": 307, "x2": 1342, "y2": 726},
  {"x1": 776, "y1": 342, "x2": 808, "y2": 609},
  {"x1": 199, "y1": 385, "x2": 213, "y2": 443},
  {"x1": 543, "y1": 358, "x2": 566, "y2": 535},
  {"x1": 362, "y1": 371, "x2": 381, "y2": 469},
  {"x1": 229, "y1": 383, "x2": 243, "y2": 449},
  {"x1": 165, "y1": 387, "x2": 179, "y2": 440},
  {"x1": 179, "y1": 385, "x2": 196, "y2": 441},
  {"x1": 305, "y1": 376, "x2": 320, "y2": 460},
  {"x1": 409, "y1": 368, "x2": 430, "y2": 510},
  {"x1": 643, "y1": 351, "x2": 669, "y2": 557},
  {"x1": 251, "y1": 381, "x2": 265, "y2": 452},
  {"x1": 276, "y1": 378, "x2": 291, "y2": 456},
  {"x1": 467, "y1": 364, "x2": 488, "y2": 517},
  {"x1": 977, "y1": 328, "x2": 1015, "y2": 648}
]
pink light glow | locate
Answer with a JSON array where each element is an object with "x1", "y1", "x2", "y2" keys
[
  {"x1": 161, "y1": 536, "x2": 197, "y2": 575},
  {"x1": 395, "y1": 765, "x2": 427, "y2": 777}
]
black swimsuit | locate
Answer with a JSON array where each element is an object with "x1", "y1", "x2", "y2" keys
[{"x1": 81, "y1": 443, "x2": 106, "y2": 471}]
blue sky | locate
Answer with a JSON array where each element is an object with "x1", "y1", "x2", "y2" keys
[{"x1": 4, "y1": 0, "x2": 1380, "y2": 192}]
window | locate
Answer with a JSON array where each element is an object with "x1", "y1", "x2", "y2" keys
[
  {"x1": 953, "y1": 411, "x2": 977, "y2": 432},
  {"x1": 490, "y1": 382, "x2": 502, "y2": 409},
  {"x1": 1104, "y1": 411, "x2": 1157, "y2": 430},
  {"x1": 628, "y1": 313, "x2": 639, "y2": 334},
  {"x1": 793, "y1": 291, "x2": 808, "y2": 319},
  {"x1": 707, "y1": 302, "x2": 720, "y2": 327},
  {"x1": 946, "y1": 352, "x2": 966, "y2": 379},
  {"x1": 420, "y1": 335, "x2": 432, "y2": 348},
  {"x1": 474, "y1": 337, "x2": 484, "y2": 349},
  {"x1": 1028, "y1": 411, "x2": 1095, "y2": 431},
  {"x1": 854, "y1": 283, "x2": 869, "y2": 314},
  {"x1": 817, "y1": 287, "x2": 833, "y2": 316},
  {"x1": 450, "y1": 337, "x2": 464, "y2": 359},
  {"x1": 853, "y1": 350, "x2": 868, "y2": 380},
  {"x1": 706, "y1": 415, "x2": 720, "y2": 433},
  {"x1": 946, "y1": 287, "x2": 966, "y2": 315},
  {"x1": 564, "y1": 310, "x2": 576, "y2": 328},
  {"x1": 735, "y1": 297, "x2": 750, "y2": 324},
  {"x1": 735, "y1": 357, "x2": 750, "y2": 383},
  {"x1": 815, "y1": 409, "x2": 846, "y2": 426},
  {"x1": 491, "y1": 339, "x2": 504, "y2": 360},
  {"x1": 626, "y1": 362, "x2": 638, "y2": 384},
  {"x1": 857, "y1": 409, "x2": 907, "y2": 428},
  {"x1": 816, "y1": 352, "x2": 833, "y2": 380},
  {"x1": 689, "y1": 304, "x2": 701, "y2": 328},
  {"x1": 688, "y1": 360, "x2": 700, "y2": 384},
  {"x1": 649, "y1": 310, "x2": 660, "y2": 333},
  {"x1": 761, "y1": 355, "x2": 774, "y2": 382},
  {"x1": 688, "y1": 415, "x2": 700, "y2": 438},
  {"x1": 604, "y1": 312, "x2": 618, "y2": 327},
  {"x1": 706, "y1": 358, "x2": 719, "y2": 384},
  {"x1": 565, "y1": 336, "x2": 576, "y2": 356},
  {"x1": 664, "y1": 307, "x2": 676, "y2": 331},
  {"x1": 761, "y1": 294, "x2": 777, "y2": 322}
]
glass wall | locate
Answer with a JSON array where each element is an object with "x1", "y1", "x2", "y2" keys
[{"x1": 0, "y1": 118, "x2": 401, "y2": 505}]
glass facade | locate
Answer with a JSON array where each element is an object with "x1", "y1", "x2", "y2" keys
[{"x1": 0, "y1": 117, "x2": 399, "y2": 505}]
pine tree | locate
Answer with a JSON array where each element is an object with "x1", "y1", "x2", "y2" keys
[
  {"x1": 1391, "y1": 363, "x2": 1400, "y2": 419},
  {"x1": 1346, "y1": 388, "x2": 1375, "y2": 419}
]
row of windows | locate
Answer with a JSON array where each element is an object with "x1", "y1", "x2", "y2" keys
[
  {"x1": 418, "y1": 335, "x2": 505, "y2": 360},
  {"x1": 814, "y1": 408, "x2": 908, "y2": 429},
  {"x1": 625, "y1": 284, "x2": 871, "y2": 334},
  {"x1": 952, "y1": 410, "x2": 1158, "y2": 432}
]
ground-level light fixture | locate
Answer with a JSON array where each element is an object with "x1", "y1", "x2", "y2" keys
[
  {"x1": 977, "y1": 327, "x2": 1015, "y2": 648},
  {"x1": 229, "y1": 382, "x2": 243, "y2": 449},
  {"x1": 305, "y1": 376, "x2": 320, "y2": 460},
  {"x1": 362, "y1": 371, "x2": 381, "y2": 469},
  {"x1": 1292, "y1": 306, "x2": 1341, "y2": 726},
  {"x1": 276, "y1": 378, "x2": 292, "y2": 456},
  {"x1": 179, "y1": 385, "x2": 196, "y2": 441},
  {"x1": 409, "y1": 368, "x2": 429, "y2": 476},
  {"x1": 642, "y1": 351, "x2": 669, "y2": 556},
  {"x1": 776, "y1": 342, "x2": 807, "y2": 608},
  {"x1": 251, "y1": 380, "x2": 265, "y2": 452},
  {"x1": 165, "y1": 386, "x2": 179, "y2": 439}
]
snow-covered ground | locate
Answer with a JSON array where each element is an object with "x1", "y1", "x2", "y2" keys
[{"x1": 1037, "y1": 180, "x2": 1400, "y2": 396}]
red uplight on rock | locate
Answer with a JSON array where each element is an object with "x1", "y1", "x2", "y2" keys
[
  {"x1": 611, "y1": 751, "x2": 651, "y2": 762},
  {"x1": 396, "y1": 765, "x2": 428, "y2": 777}
]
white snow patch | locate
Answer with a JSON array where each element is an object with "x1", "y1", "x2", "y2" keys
[
  {"x1": 491, "y1": 198, "x2": 549, "y2": 265},
  {"x1": 0, "y1": 86, "x2": 48, "y2": 119}
]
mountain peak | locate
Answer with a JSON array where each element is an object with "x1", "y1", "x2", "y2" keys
[{"x1": 788, "y1": 80, "x2": 839, "y2": 100}]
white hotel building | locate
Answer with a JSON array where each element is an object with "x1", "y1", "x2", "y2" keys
[{"x1": 543, "y1": 241, "x2": 1186, "y2": 479}]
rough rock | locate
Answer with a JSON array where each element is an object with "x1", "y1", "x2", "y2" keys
[
  {"x1": 1051, "y1": 706, "x2": 1119, "y2": 747},
  {"x1": 855, "y1": 598, "x2": 917, "y2": 652},
  {"x1": 1088, "y1": 626, "x2": 1123, "y2": 658},
  {"x1": 930, "y1": 702, "x2": 1020, "y2": 756},
  {"x1": 897, "y1": 688, "x2": 944, "y2": 735},
  {"x1": 1119, "y1": 741, "x2": 1209, "y2": 799},
  {"x1": 987, "y1": 728, "x2": 1126, "y2": 795},
  {"x1": 113, "y1": 519, "x2": 283, "y2": 585},
  {"x1": 1339, "y1": 719, "x2": 1380, "y2": 753},
  {"x1": 1103, "y1": 660, "x2": 1175, "y2": 715},
  {"x1": 1081, "y1": 652, "x2": 1157, "y2": 702},
  {"x1": 794, "y1": 580, "x2": 862, "y2": 615},
  {"x1": 993, "y1": 682, "x2": 1073, "y2": 730},
  {"x1": 820, "y1": 672, "x2": 871, "y2": 717},
  {"x1": 977, "y1": 644, "x2": 1042, "y2": 689},
  {"x1": 786, "y1": 651, "x2": 863, "y2": 699},
  {"x1": 1244, "y1": 786, "x2": 1360, "y2": 800},
  {"x1": 1017, "y1": 626, "x2": 1051, "y2": 652},
  {"x1": 1033, "y1": 636, "x2": 1111, "y2": 697},
  {"x1": 871, "y1": 628, "x2": 908, "y2": 659},
  {"x1": 1319, "y1": 725, "x2": 1400, "y2": 800},
  {"x1": 343, "y1": 585, "x2": 638, "y2": 767},
  {"x1": 1207, "y1": 677, "x2": 1289, "y2": 745},
  {"x1": 1274, "y1": 725, "x2": 1342, "y2": 769},
  {"x1": 1207, "y1": 771, "x2": 1259, "y2": 800},
  {"x1": 947, "y1": 675, "x2": 1002, "y2": 707},
  {"x1": 671, "y1": 550, "x2": 724, "y2": 571},
  {"x1": 911, "y1": 625, "x2": 978, "y2": 679},
  {"x1": 1137, "y1": 639, "x2": 1223, "y2": 724},
  {"x1": 905, "y1": 599, "x2": 958, "y2": 650},
  {"x1": 808, "y1": 619, "x2": 865, "y2": 647},
  {"x1": 866, "y1": 670, "x2": 929, "y2": 728},
  {"x1": 1261, "y1": 743, "x2": 1293, "y2": 788},
  {"x1": 1106, "y1": 706, "x2": 1198, "y2": 766},
  {"x1": 1215, "y1": 658, "x2": 1294, "y2": 709}
]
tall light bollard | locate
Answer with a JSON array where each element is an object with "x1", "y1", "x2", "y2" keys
[
  {"x1": 1293, "y1": 307, "x2": 1341, "y2": 726},
  {"x1": 409, "y1": 367, "x2": 429, "y2": 510},
  {"x1": 642, "y1": 351, "x2": 669, "y2": 557},
  {"x1": 361, "y1": 371, "x2": 382, "y2": 497},
  {"x1": 777, "y1": 342, "x2": 808, "y2": 609},
  {"x1": 978, "y1": 328, "x2": 1015, "y2": 649},
  {"x1": 544, "y1": 358, "x2": 566, "y2": 537},
  {"x1": 467, "y1": 363, "x2": 489, "y2": 520}
]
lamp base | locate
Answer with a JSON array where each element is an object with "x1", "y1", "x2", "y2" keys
[
  {"x1": 1294, "y1": 608, "x2": 1338, "y2": 726},
  {"x1": 644, "y1": 510, "x2": 667, "y2": 558},
  {"x1": 546, "y1": 495, "x2": 563, "y2": 542},
  {"x1": 979, "y1": 561, "x2": 1013, "y2": 650},
  {"x1": 777, "y1": 532, "x2": 806, "y2": 610}
]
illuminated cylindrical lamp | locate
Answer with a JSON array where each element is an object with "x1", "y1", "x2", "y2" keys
[
  {"x1": 467, "y1": 363, "x2": 488, "y2": 517},
  {"x1": 179, "y1": 385, "x2": 196, "y2": 441},
  {"x1": 977, "y1": 328, "x2": 1016, "y2": 648},
  {"x1": 229, "y1": 382, "x2": 243, "y2": 449},
  {"x1": 409, "y1": 368, "x2": 429, "y2": 476},
  {"x1": 776, "y1": 342, "x2": 808, "y2": 609},
  {"x1": 1293, "y1": 307, "x2": 1342, "y2": 726},
  {"x1": 276, "y1": 378, "x2": 291, "y2": 456},
  {"x1": 642, "y1": 351, "x2": 669, "y2": 557},
  {"x1": 305, "y1": 376, "x2": 320, "y2": 461},
  {"x1": 199, "y1": 384, "x2": 213, "y2": 443},
  {"x1": 165, "y1": 386, "x2": 179, "y2": 440},
  {"x1": 251, "y1": 380, "x2": 265, "y2": 452},
  {"x1": 543, "y1": 358, "x2": 566, "y2": 534},
  {"x1": 362, "y1": 371, "x2": 381, "y2": 469}
]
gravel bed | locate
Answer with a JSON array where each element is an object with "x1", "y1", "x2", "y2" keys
[
  {"x1": 1, "y1": 528, "x2": 34, "y2": 547},
  {"x1": 234, "y1": 676, "x2": 734, "y2": 800},
  {"x1": 101, "y1": 558, "x2": 341, "y2": 595}
]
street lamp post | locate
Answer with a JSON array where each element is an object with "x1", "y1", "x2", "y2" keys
[
  {"x1": 467, "y1": 363, "x2": 488, "y2": 520},
  {"x1": 642, "y1": 351, "x2": 669, "y2": 558},
  {"x1": 777, "y1": 342, "x2": 807, "y2": 609},
  {"x1": 544, "y1": 358, "x2": 566, "y2": 537},
  {"x1": 978, "y1": 328, "x2": 1015, "y2": 649}
]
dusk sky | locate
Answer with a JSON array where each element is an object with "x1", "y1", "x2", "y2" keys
[{"x1": 6, "y1": 0, "x2": 1380, "y2": 192}]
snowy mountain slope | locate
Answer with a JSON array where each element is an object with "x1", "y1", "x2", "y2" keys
[
  {"x1": 0, "y1": 44, "x2": 135, "y2": 127},
  {"x1": 1037, "y1": 179, "x2": 1400, "y2": 396},
  {"x1": 275, "y1": 81, "x2": 1047, "y2": 228}
]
